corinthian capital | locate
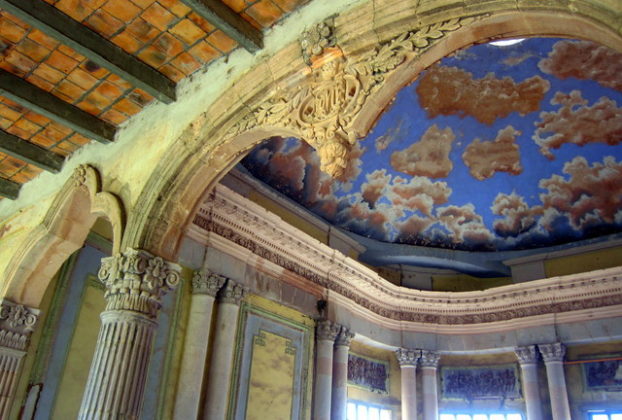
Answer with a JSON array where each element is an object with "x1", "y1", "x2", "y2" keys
[
  {"x1": 0, "y1": 300, "x2": 40, "y2": 351},
  {"x1": 538, "y1": 343, "x2": 566, "y2": 363},
  {"x1": 218, "y1": 279, "x2": 246, "y2": 305},
  {"x1": 420, "y1": 350, "x2": 441, "y2": 368},
  {"x1": 97, "y1": 248, "x2": 181, "y2": 318},
  {"x1": 515, "y1": 345, "x2": 538, "y2": 365},
  {"x1": 335, "y1": 326, "x2": 355, "y2": 347},
  {"x1": 395, "y1": 348, "x2": 419, "y2": 367},
  {"x1": 192, "y1": 270, "x2": 226, "y2": 296},
  {"x1": 316, "y1": 320, "x2": 340, "y2": 341}
]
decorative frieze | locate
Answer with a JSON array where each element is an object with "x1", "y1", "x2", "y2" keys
[
  {"x1": 192, "y1": 270, "x2": 226, "y2": 296},
  {"x1": 0, "y1": 300, "x2": 39, "y2": 351},
  {"x1": 189, "y1": 185, "x2": 622, "y2": 330},
  {"x1": 316, "y1": 319, "x2": 340, "y2": 341},
  {"x1": 97, "y1": 248, "x2": 180, "y2": 317},
  {"x1": 515, "y1": 345, "x2": 539, "y2": 365},
  {"x1": 218, "y1": 279, "x2": 246, "y2": 305},
  {"x1": 539, "y1": 343, "x2": 566, "y2": 363},
  {"x1": 396, "y1": 348, "x2": 420, "y2": 367},
  {"x1": 420, "y1": 350, "x2": 441, "y2": 368}
]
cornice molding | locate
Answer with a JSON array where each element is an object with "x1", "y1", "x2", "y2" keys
[{"x1": 188, "y1": 185, "x2": 622, "y2": 331}]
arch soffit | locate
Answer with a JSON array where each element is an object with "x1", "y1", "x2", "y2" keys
[
  {"x1": 3, "y1": 165, "x2": 125, "y2": 308},
  {"x1": 125, "y1": 0, "x2": 622, "y2": 261}
]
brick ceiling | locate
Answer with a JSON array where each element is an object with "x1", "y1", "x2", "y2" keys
[{"x1": 0, "y1": 0, "x2": 308, "y2": 199}]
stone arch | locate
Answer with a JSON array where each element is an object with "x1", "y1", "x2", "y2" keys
[
  {"x1": 123, "y1": 0, "x2": 622, "y2": 261},
  {"x1": 2, "y1": 165, "x2": 125, "y2": 307}
]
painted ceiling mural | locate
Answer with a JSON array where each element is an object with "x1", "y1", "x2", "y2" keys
[{"x1": 241, "y1": 38, "x2": 622, "y2": 252}]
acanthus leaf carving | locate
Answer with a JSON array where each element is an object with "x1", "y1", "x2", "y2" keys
[
  {"x1": 228, "y1": 17, "x2": 477, "y2": 178},
  {"x1": 0, "y1": 300, "x2": 39, "y2": 351}
]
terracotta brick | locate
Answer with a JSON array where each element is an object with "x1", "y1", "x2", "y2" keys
[
  {"x1": 80, "y1": 60, "x2": 109, "y2": 78},
  {"x1": 94, "y1": 80, "x2": 123, "y2": 99},
  {"x1": 0, "y1": 156, "x2": 25, "y2": 175},
  {"x1": 42, "y1": 124, "x2": 72, "y2": 142},
  {"x1": 158, "y1": 63, "x2": 185, "y2": 81},
  {"x1": 171, "y1": 52, "x2": 201, "y2": 74},
  {"x1": 54, "y1": 79, "x2": 86, "y2": 102},
  {"x1": 0, "y1": 104, "x2": 21, "y2": 121},
  {"x1": 240, "y1": 13, "x2": 261, "y2": 30},
  {"x1": 24, "y1": 111, "x2": 51, "y2": 126},
  {"x1": 0, "y1": 118, "x2": 11, "y2": 130},
  {"x1": 153, "y1": 32, "x2": 184, "y2": 56},
  {"x1": 86, "y1": 9, "x2": 124, "y2": 37},
  {"x1": 25, "y1": 74, "x2": 56, "y2": 92},
  {"x1": 13, "y1": 117, "x2": 42, "y2": 135},
  {"x1": 33, "y1": 63, "x2": 66, "y2": 85},
  {"x1": 187, "y1": 12, "x2": 215, "y2": 34},
  {"x1": 27, "y1": 30, "x2": 59, "y2": 50},
  {"x1": 170, "y1": 19, "x2": 205, "y2": 46},
  {"x1": 57, "y1": 45, "x2": 84, "y2": 60},
  {"x1": 137, "y1": 45, "x2": 167, "y2": 67},
  {"x1": 0, "y1": 17, "x2": 28, "y2": 43},
  {"x1": 130, "y1": 0, "x2": 157, "y2": 8},
  {"x1": 50, "y1": 146, "x2": 70, "y2": 157},
  {"x1": 76, "y1": 100, "x2": 100, "y2": 115},
  {"x1": 46, "y1": 50, "x2": 80, "y2": 73},
  {"x1": 141, "y1": 3, "x2": 176, "y2": 31},
  {"x1": 82, "y1": 88, "x2": 115, "y2": 111},
  {"x1": 66, "y1": 67, "x2": 98, "y2": 89},
  {"x1": 112, "y1": 30, "x2": 142, "y2": 53},
  {"x1": 222, "y1": 0, "x2": 246, "y2": 12},
  {"x1": 245, "y1": 0, "x2": 283, "y2": 27},
  {"x1": 128, "y1": 89, "x2": 152, "y2": 106},
  {"x1": 0, "y1": 12, "x2": 29, "y2": 29},
  {"x1": 2, "y1": 50, "x2": 37, "y2": 75},
  {"x1": 15, "y1": 39, "x2": 51, "y2": 62},
  {"x1": 189, "y1": 40, "x2": 220, "y2": 63},
  {"x1": 106, "y1": 74, "x2": 133, "y2": 90},
  {"x1": 30, "y1": 133, "x2": 57, "y2": 148},
  {"x1": 157, "y1": 0, "x2": 191, "y2": 17},
  {"x1": 12, "y1": 165, "x2": 42, "y2": 183},
  {"x1": 55, "y1": 0, "x2": 95, "y2": 21},
  {"x1": 54, "y1": 140, "x2": 80, "y2": 154},
  {"x1": 126, "y1": 18, "x2": 160, "y2": 43},
  {"x1": 113, "y1": 98, "x2": 142, "y2": 115},
  {"x1": 6, "y1": 125, "x2": 32, "y2": 140},
  {"x1": 100, "y1": 108, "x2": 127, "y2": 125},
  {"x1": 69, "y1": 133, "x2": 91, "y2": 145},
  {"x1": 207, "y1": 31, "x2": 237, "y2": 53},
  {"x1": 103, "y1": 0, "x2": 142, "y2": 22}
]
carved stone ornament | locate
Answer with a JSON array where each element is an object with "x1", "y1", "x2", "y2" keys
[
  {"x1": 316, "y1": 319, "x2": 340, "y2": 341},
  {"x1": 420, "y1": 350, "x2": 441, "y2": 368},
  {"x1": 0, "y1": 300, "x2": 39, "y2": 351},
  {"x1": 515, "y1": 345, "x2": 538, "y2": 365},
  {"x1": 192, "y1": 270, "x2": 227, "y2": 296},
  {"x1": 335, "y1": 326, "x2": 355, "y2": 346},
  {"x1": 218, "y1": 279, "x2": 246, "y2": 305},
  {"x1": 395, "y1": 348, "x2": 420, "y2": 367},
  {"x1": 97, "y1": 248, "x2": 181, "y2": 318},
  {"x1": 539, "y1": 342, "x2": 566, "y2": 363},
  {"x1": 230, "y1": 17, "x2": 475, "y2": 178},
  {"x1": 300, "y1": 18, "x2": 336, "y2": 65}
]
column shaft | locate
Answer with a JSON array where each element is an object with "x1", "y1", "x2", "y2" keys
[
  {"x1": 395, "y1": 348, "x2": 419, "y2": 420},
  {"x1": 420, "y1": 351, "x2": 440, "y2": 420},
  {"x1": 539, "y1": 343, "x2": 571, "y2": 420},
  {"x1": 515, "y1": 345, "x2": 543, "y2": 420},
  {"x1": 203, "y1": 280, "x2": 245, "y2": 420},
  {"x1": 331, "y1": 344, "x2": 349, "y2": 420},
  {"x1": 314, "y1": 320, "x2": 340, "y2": 420}
]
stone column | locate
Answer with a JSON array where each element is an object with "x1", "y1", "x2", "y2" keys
[
  {"x1": 515, "y1": 345, "x2": 543, "y2": 420},
  {"x1": 539, "y1": 343, "x2": 571, "y2": 420},
  {"x1": 173, "y1": 270, "x2": 226, "y2": 419},
  {"x1": 396, "y1": 348, "x2": 419, "y2": 420},
  {"x1": 332, "y1": 326, "x2": 354, "y2": 420},
  {"x1": 202, "y1": 279, "x2": 246, "y2": 420},
  {"x1": 78, "y1": 249, "x2": 180, "y2": 420},
  {"x1": 0, "y1": 300, "x2": 39, "y2": 418},
  {"x1": 313, "y1": 320, "x2": 340, "y2": 420},
  {"x1": 420, "y1": 350, "x2": 440, "y2": 420}
]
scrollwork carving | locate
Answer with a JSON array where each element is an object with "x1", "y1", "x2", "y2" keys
[
  {"x1": 300, "y1": 18, "x2": 336, "y2": 65},
  {"x1": 98, "y1": 248, "x2": 181, "y2": 318}
]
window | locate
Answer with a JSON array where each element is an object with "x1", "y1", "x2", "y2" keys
[
  {"x1": 347, "y1": 401, "x2": 392, "y2": 420},
  {"x1": 440, "y1": 414, "x2": 523, "y2": 420},
  {"x1": 589, "y1": 412, "x2": 622, "y2": 420}
]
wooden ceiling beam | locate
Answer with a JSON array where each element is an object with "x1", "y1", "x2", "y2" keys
[
  {"x1": 0, "y1": 177, "x2": 20, "y2": 200},
  {"x1": 0, "y1": 129, "x2": 65, "y2": 173},
  {"x1": 0, "y1": 0, "x2": 177, "y2": 103},
  {"x1": 0, "y1": 70, "x2": 116, "y2": 144},
  {"x1": 179, "y1": 0, "x2": 263, "y2": 52}
]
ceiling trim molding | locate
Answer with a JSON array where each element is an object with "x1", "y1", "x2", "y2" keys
[
  {"x1": 0, "y1": 0, "x2": 177, "y2": 103},
  {"x1": 0, "y1": 70, "x2": 116, "y2": 144},
  {"x1": 0, "y1": 129, "x2": 64, "y2": 173}
]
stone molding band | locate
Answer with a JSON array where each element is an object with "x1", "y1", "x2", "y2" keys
[{"x1": 188, "y1": 185, "x2": 622, "y2": 329}]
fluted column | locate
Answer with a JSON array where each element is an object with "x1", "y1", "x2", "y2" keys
[
  {"x1": 173, "y1": 270, "x2": 226, "y2": 419},
  {"x1": 202, "y1": 279, "x2": 246, "y2": 420},
  {"x1": 420, "y1": 350, "x2": 440, "y2": 420},
  {"x1": 0, "y1": 300, "x2": 39, "y2": 418},
  {"x1": 515, "y1": 346, "x2": 543, "y2": 420},
  {"x1": 539, "y1": 343, "x2": 571, "y2": 420},
  {"x1": 314, "y1": 320, "x2": 340, "y2": 420},
  {"x1": 396, "y1": 348, "x2": 419, "y2": 420},
  {"x1": 332, "y1": 326, "x2": 354, "y2": 420},
  {"x1": 78, "y1": 249, "x2": 181, "y2": 420}
]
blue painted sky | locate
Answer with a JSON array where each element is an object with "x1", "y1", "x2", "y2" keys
[{"x1": 242, "y1": 38, "x2": 622, "y2": 251}]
